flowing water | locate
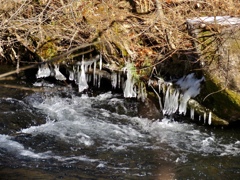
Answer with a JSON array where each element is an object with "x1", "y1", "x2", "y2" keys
[{"x1": 0, "y1": 83, "x2": 240, "y2": 179}]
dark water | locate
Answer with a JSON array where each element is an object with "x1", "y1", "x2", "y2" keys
[{"x1": 0, "y1": 80, "x2": 240, "y2": 179}]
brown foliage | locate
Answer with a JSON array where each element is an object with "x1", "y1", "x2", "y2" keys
[{"x1": 0, "y1": 0, "x2": 240, "y2": 74}]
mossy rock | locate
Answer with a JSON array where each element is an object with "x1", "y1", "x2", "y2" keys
[
  {"x1": 200, "y1": 73, "x2": 240, "y2": 122},
  {"x1": 189, "y1": 18, "x2": 240, "y2": 123}
]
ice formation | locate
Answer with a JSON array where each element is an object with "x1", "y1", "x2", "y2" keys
[
  {"x1": 123, "y1": 62, "x2": 137, "y2": 98},
  {"x1": 118, "y1": 72, "x2": 121, "y2": 89},
  {"x1": 137, "y1": 82, "x2": 147, "y2": 102},
  {"x1": 98, "y1": 75, "x2": 101, "y2": 88},
  {"x1": 93, "y1": 61, "x2": 97, "y2": 86},
  {"x1": 36, "y1": 64, "x2": 51, "y2": 78},
  {"x1": 208, "y1": 112, "x2": 212, "y2": 125},
  {"x1": 190, "y1": 108, "x2": 195, "y2": 120},
  {"x1": 162, "y1": 73, "x2": 204, "y2": 119},
  {"x1": 99, "y1": 54, "x2": 102, "y2": 70},
  {"x1": 111, "y1": 72, "x2": 117, "y2": 89},
  {"x1": 69, "y1": 70, "x2": 74, "y2": 81},
  {"x1": 65, "y1": 55, "x2": 101, "y2": 92},
  {"x1": 163, "y1": 86, "x2": 179, "y2": 115},
  {"x1": 54, "y1": 65, "x2": 66, "y2": 81},
  {"x1": 203, "y1": 112, "x2": 206, "y2": 124},
  {"x1": 36, "y1": 64, "x2": 66, "y2": 81},
  {"x1": 176, "y1": 73, "x2": 204, "y2": 115},
  {"x1": 77, "y1": 57, "x2": 89, "y2": 92}
]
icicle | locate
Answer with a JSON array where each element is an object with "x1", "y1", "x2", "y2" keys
[
  {"x1": 123, "y1": 62, "x2": 137, "y2": 98},
  {"x1": 54, "y1": 65, "x2": 66, "y2": 81},
  {"x1": 178, "y1": 93, "x2": 190, "y2": 115},
  {"x1": 190, "y1": 108, "x2": 194, "y2": 120},
  {"x1": 78, "y1": 58, "x2": 88, "y2": 92},
  {"x1": 111, "y1": 72, "x2": 117, "y2": 89},
  {"x1": 93, "y1": 61, "x2": 97, "y2": 86},
  {"x1": 118, "y1": 72, "x2": 121, "y2": 89},
  {"x1": 141, "y1": 83, "x2": 147, "y2": 102},
  {"x1": 157, "y1": 77, "x2": 164, "y2": 93},
  {"x1": 163, "y1": 86, "x2": 179, "y2": 115},
  {"x1": 88, "y1": 74, "x2": 92, "y2": 83},
  {"x1": 36, "y1": 64, "x2": 51, "y2": 78},
  {"x1": 98, "y1": 75, "x2": 101, "y2": 88},
  {"x1": 203, "y1": 112, "x2": 206, "y2": 124},
  {"x1": 208, "y1": 112, "x2": 212, "y2": 125},
  {"x1": 99, "y1": 54, "x2": 102, "y2": 70},
  {"x1": 137, "y1": 82, "x2": 147, "y2": 102},
  {"x1": 162, "y1": 84, "x2": 166, "y2": 95},
  {"x1": 163, "y1": 86, "x2": 170, "y2": 115},
  {"x1": 73, "y1": 66, "x2": 78, "y2": 84},
  {"x1": 69, "y1": 70, "x2": 74, "y2": 81}
]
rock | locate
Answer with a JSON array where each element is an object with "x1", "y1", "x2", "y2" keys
[{"x1": 187, "y1": 16, "x2": 240, "y2": 123}]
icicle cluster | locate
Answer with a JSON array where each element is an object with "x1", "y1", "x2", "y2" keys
[
  {"x1": 77, "y1": 56, "x2": 89, "y2": 92},
  {"x1": 75, "y1": 55, "x2": 100, "y2": 92},
  {"x1": 162, "y1": 73, "x2": 204, "y2": 117},
  {"x1": 177, "y1": 74, "x2": 204, "y2": 115},
  {"x1": 123, "y1": 62, "x2": 137, "y2": 98},
  {"x1": 163, "y1": 86, "x2": 179, "y2": 115},
  {"x1": 35, "y1": 56, "x2": 147, "y2": 102},
  {"x1": 36, "y1": 64, "x2": 66, "y2": 81}
]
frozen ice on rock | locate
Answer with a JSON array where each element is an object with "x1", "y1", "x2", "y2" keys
[
  {"x1": 176, "y1": 73, "x2": 204, "y2": 115},
  {"x1": 163, "y1": 86, "x2": 179, "y2": 115},
  {"x1": 78, "y1": 58, "x2": 89, "y2": 92},
  {"x1": 36, "y1": 64, "x2": 51, "y2": 78},
  {"x1": 208, "y1": 112, "x2": 212, "y2": 125},
  {"x1": 69, "y1": 70, "x2": 74, "y2": 81},
  {"x1": 111, "y1": 72, "x2": 117, "y2": 89},
  {"x1": 54, "y1": 65, "x2": 66, "y2": 81},
  {"x1": 123, "y1": 62, "x2": 137, "y2": 98},
  {"x1": 190, "y1": 108, "x2": 195, "y2": 120}
]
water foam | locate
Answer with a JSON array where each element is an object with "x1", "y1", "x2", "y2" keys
[
  {"x1": 1, "y1": 92, "x2": 238, "y2": 165},
  {"x1": 27, "y1": 92, "x2": 240, "y2": 157}
]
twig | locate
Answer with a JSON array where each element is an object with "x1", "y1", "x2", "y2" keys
[{"x1": 0, "y1": 83, "x2": 46, "y2": 92}]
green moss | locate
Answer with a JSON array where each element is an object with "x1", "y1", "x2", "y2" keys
[
  {"x1": 38, "y1": 38, "x2": 58, "y2": 60},
  {"x1": 197, "y1": 30, "x2": 220, "y2": 62},
  {"x1": 201, "y1": 73, "x2": 240, "y2": 121},
  {"x1": 224, "y1": 30, "x2": 240, "y2": 54}
]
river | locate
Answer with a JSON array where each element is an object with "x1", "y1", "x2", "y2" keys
[{"x1": 0, "y1": 73, "x2": 240, "y2": 179}]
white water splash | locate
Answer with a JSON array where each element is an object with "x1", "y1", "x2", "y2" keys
[{"x1": 0, "y1": 91, "x2": 239, "y2": 167}]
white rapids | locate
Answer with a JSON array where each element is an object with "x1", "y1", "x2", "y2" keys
[{"x1": 0, "y1": 91, "x2": 239, "y2": 164}]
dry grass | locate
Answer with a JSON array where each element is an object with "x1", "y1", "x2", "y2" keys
[{"x1": 0, "y1": 0, "x2": 240, "y2": 75}]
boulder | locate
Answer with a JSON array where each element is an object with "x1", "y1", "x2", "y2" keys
[{"x1": 187, "y1": 16, "x2": 240, "y2": 123}]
